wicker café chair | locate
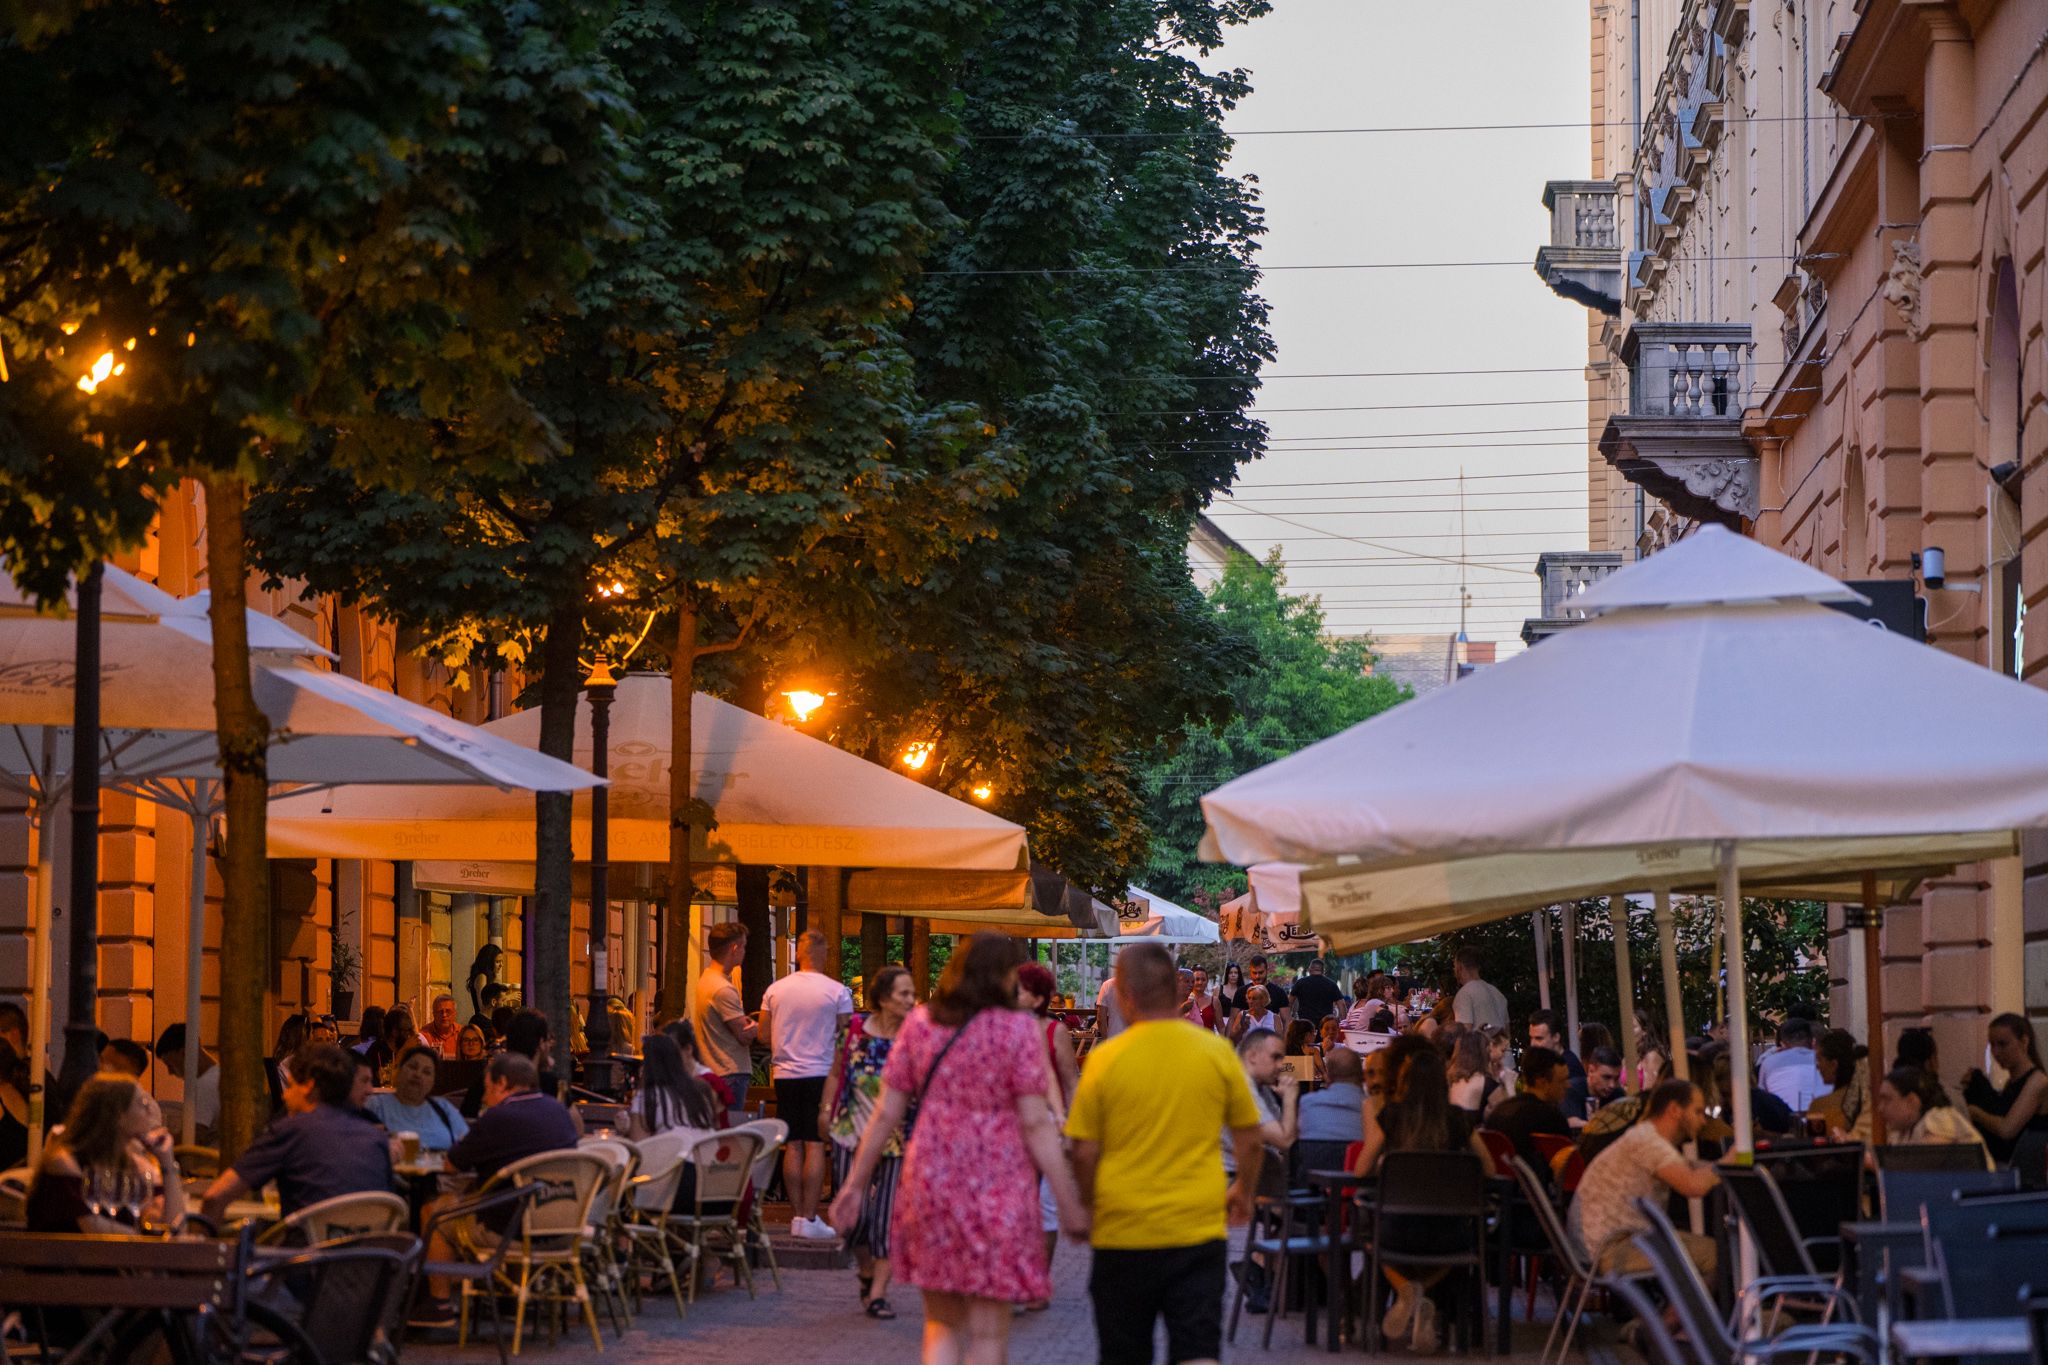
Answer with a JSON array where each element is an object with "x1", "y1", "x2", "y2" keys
[
  {"x1": 472, "y1": 1149, "x2": 612, "y2": 1354},
  {"x1": 257, "y1": 1190, "x2": 409, "y2": 1248},
  {"x1": 670, "y1": 1130, "x2": 764, "y2": 1304},
  {"x1": 619, "y1": 1151, "x2": 692, "y2": 1315}
]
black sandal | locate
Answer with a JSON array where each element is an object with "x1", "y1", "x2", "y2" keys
[{"x1": 865, "y1": 1297, "x2": 896, "y2": 1319}]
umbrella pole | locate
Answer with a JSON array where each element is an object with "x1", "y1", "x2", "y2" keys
[
  {"x1": 1653, "y1": 891, "x2": 1687, "y2": 1081},
  {"x1": 1560, "y1": 904, "x2": 1580, "y2": 1051},
  {"x1": 1718, "y1": 842, "x2": 1754, "y2": 1153},
  {"x1": 1533, "y1": 911, "x2": 1552, "y2": 1011},
  {"x1": 183, "y1": 796, "x2": 211, "y2": 1146},
  {"x1": 1609, "y1": 895, "x2": 1639, "y2": 1091},
  {"x1": 26, "y1": 800, "x2": 55, "y2": 1166},
  {"x1": 1861, "y1": 871, "x2": 1886, "y2": 1144}
]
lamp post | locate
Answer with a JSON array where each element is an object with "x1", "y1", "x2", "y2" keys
[
  {"x1": 583, "y1": 660, "x2": 617, "y2": 1070},
  {"x1": 55, "y1": 563, "x2": 103, "y2": 1103}
]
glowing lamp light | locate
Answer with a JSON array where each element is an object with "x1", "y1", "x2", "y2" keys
[
  {"x1": 783, "y1": 690, "x2": 826, "y2": 722},
  {"x1": 901, "y1": 740, "x2": 935, "y2": 771},
  {"x1": 76, "y1": 351, "x2": 117, "y2": 394},
  {"x1": 970, "y1": 783, "x2": 993, "y2": 802}
]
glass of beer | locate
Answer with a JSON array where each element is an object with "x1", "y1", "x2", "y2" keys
[{"x1": 397, "y1": 1131, "x2": 421, "y2": 1164}]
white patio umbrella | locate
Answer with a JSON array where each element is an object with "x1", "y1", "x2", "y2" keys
[
  {"x1": 1110, "y1": 888, "x2": 1219, "y2": 944},
  {"x1": 0, "y1": 572, "x2": 601, "y2": 1145},
  {"x1": 0, "y1": 564, "x2": 336, "y2": 1151},
  {"x1": 1217, "y1": 891, "x2": 1326, "y2": 954},
  {"x1": 1201, "y1": 525, "x2": 2048, "y2": 1157},
  {"x1": 268, "y1": 676, "x2": 1028, "y2": 872}
]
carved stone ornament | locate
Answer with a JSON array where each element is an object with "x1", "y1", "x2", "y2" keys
[
  {"x1": 1883, "y1": 239, "x2": 1926, "y2": 339},
  {"x1": 1662, "y1": 455, "x2": 1759, "y2": 522}
]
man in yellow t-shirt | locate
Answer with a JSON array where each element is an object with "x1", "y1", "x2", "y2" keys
[{"x1": 1067, "y1": 944, "x2": 1264, "y2": 1365}]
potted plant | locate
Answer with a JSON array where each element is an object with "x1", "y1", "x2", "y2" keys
[{"x1": 330, "y1": 940, "x2": 362, "y2": 1024}]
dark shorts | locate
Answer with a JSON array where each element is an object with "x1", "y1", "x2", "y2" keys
[
  {"x1": 1088, "y1": 1240, "x2": 1226, "y2": 1365},
  {"x1": 775, "y1": 1075, "x2": 828, "y2": 1143}
]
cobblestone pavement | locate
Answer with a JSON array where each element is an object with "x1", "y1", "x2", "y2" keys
[{"x1": 412, "y1": 1236, "x2": 1633, "y2": 1363}]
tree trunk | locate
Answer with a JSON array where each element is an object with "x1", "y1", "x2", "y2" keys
[
  {"x1": 203, "y1": 473, "x2": 271, "y2": 1163},
  {"x1": 660, "y1": 599, "x2": 696, "y2": 1020},
  {"x1": 530, "y1": 601, "x2": 584, "y2": 1098}
]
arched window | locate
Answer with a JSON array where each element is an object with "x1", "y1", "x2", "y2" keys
[
  {"x1": 1841, "y1": 445, "x2": 1867, "y2": 577},
  {"x1": 1989, "y1": 259, "x2": 2024, "y2": 678}
]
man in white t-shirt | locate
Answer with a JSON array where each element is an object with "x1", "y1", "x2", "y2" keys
[
  {"x1": 1451, "y1": 947, "x2": 1509, "y2": 1030},
  {"x1": 1568, "y1": 1078, "x2": 1721, "y2": 1276},
  {"x1": 1096, "y1": 973, "x2": 1126, "y2": 1039},
  {"x1": 759, "y1": 930, "x2": 853, "y2": 1239}
]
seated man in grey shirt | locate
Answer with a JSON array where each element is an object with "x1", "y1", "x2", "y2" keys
[{"x1": 1294, "y1": 1045, "x2": 1365, "y2": 1178}]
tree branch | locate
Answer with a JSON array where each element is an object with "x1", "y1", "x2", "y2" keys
[{"x1": 695, "y1": 600, "x2": 764, "y2": 656}]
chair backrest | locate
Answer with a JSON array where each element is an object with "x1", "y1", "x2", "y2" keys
[
  {"x1": 578, "y1": 1139, "x2": 639, "y2": 1226},
  {"x1": 1879, "y1": 1167, "x2": 2018, "y2": 1221},
  {"x1": 1477, "y1": 1129, "x2": 1518, "y2": 1172},
  {"x1": 1753, "y1": 1146, "x2": 1862, "y2": 1255},
  {"x1": 1531, "y1": 1132, "x2": 1575, "y2": 1164},
  {"x1": 1373, "y1": 1150, "x2": 1486, "y2": 1218},
  {"x1": 1936, "y1": 1223, "x2": 2048, "y2": 1321},
  {"x1": 687, "y1": 1130, "x2": 765, "y2": 1210},
  {"x1": 494, "y1": 1150, "x2": 610, "y2": 1241},
  {"x1": 577, "y1": 1136, "x2": 637, "y2": 1170},
  {"x1": 265, "y1": 1190, "x2": 409, "y2": 1247},
  {"x1": 1721, "y1": 1166, "x2": 1819, "y2": 1279},
  {"x1": 728, "y1": 1118, "x2": 788, "y2": 1195},
  {"x1": 422, "y1": 1183, "x2": 542, "y2": 1273},
  {"x1": 1556, "y1": 1146, "x2": 1587, "y2": 1195},
  {"x1": 1876, "y1": 1141, "x2": 1993, "y2": 1172},
  {"x1": 633, "y1": 1130, "x2": 694, "y2": 1177},
  {"x1": 1507, "y1": 1155, "x2": 1589, "y2": 1277},
  {"x1": 248, "y1": 1244, "x2": 411, "y2": 1365},
  {"x1": 1922, "y1": 1188, "x2": 2048, "y2": 1265},
  {"x1": 1607, "y1": 1274, "x2": 1696, "y2": 1365},
  {"x1": 1632, "y1": 1199, "x2": 1735, "y2": 1363},
  {"x1": 628, "y1": 1156, "x2": 690, "y2": 1213},
  {"x1": 172, "y1": 1146, "x2": 220, "y2": 1182}
]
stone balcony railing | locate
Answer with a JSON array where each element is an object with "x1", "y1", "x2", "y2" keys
[
  {"x1": 1598, "y1": 322, "x2": 1757, "y2": 527},
  {"x1": 1534, "y1": 180, "x2": 1623, "y2": 316}
]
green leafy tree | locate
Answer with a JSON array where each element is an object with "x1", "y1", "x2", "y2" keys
[
  {"x1": 1140, "y1": 551, "x2": 1409, "y2": 905},
  {"x1": 0, "y1": 0, "x2": 637, "y2": 1154},
  {"x1": 802, "y1": 0, "x2": 1278, "y2": 896}
]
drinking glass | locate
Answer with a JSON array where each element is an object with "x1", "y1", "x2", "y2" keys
[
  {"x1": 120, "y1": 1169, "x2": 147, "y2": 1226},
  {"x1": 83, "y1": 1168, "x2": 108, "y2": 1219}
]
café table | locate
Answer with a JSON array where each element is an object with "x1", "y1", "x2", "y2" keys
[
  {"x1": 1891, "y1": 1316, "x2": 2028, "y2": 1361},
  {"x1": 1838, "y1": 1219, "x2": 1922, "y2": 1326}
]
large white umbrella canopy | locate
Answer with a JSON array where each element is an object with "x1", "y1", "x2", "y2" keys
[
  {"x1": 0, "y1": 567, "x2": 601, "y2": 1145},
  {"x1": 268, "y1": 675, "x2": 1029, "y2": 873},
  {"x1": 1200, "y1": 526, "x2": 2048, "y2": 1157}
]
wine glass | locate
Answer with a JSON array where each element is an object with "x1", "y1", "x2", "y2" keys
[
  {"x1": 83, "y1": 1167, "x2": 108, "y2": 1219},
  {"x1": 119, "y1": 1168, "x2": 147, "y2": 1227}
]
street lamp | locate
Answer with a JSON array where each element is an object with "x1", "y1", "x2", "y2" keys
[
  {"x1": 582, "y1": 658, "x2": 617, "y2": 1069},
  {"x1": 901, "y1": 740, "x2": 935, "y2": 771},
  {"x1": 782, "y1": 689, "x2": 827, "y2": 722}
]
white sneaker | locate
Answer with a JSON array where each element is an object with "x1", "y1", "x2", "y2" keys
[
  {"x1": 1410, "y1": 1295, "x2": 1440, "y2": 1355},
  {"x1": 789, "y1": 1217, "x2": 813, "y2": 1237},
  {"x1": 798, "y1": 1217, "x2": 839, "y2": 1241}
]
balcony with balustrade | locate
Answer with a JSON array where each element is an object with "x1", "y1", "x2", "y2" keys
[
  {"x1": 1597, "y1": 322, "x2": 1757, "y2": 527},
  {"x1": 1534, "y1": 180, "x2": 1623, "y2": 316}
]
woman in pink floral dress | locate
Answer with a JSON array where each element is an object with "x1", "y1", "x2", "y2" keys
[{"x1": 829, "y1": 933, "x2": 1086, "y2": 1363}]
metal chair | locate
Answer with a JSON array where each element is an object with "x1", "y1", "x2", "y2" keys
[
  {"x1": 1224, "y1": 1190, "x2": 1341, "y2": 1350},
  {"x1": 1631, "y1": 1199, "x2": 1875, "y2": 1365},
  {"x1": 1362, "y1": 1150, "x2": 1490, "y2": 1355},
  {"x1": 726, "y1": 1117, "x2": 788, "y2": 1291},
  {"x1": 1507, "y1": 1155, "x2": 1599, "y2": 1365},
  {"x1": 2024, "y1": 1290, "x2": 2048, "y2": 1364},
  {"x1": 172, "y1": 1145, "x2": 220, "y2": 1183},
  {"x1": 257, "y1": 1190, "x2": 409, "y2": 1247},
  {"x1": 1721, "y1": 1165, "x2": 1846, "y2": 1330},
  {"x1": 477, "y1": 1148, "x2": 612, "y2": 1353},
  {"x1": 245, "y1": 1240, "x2": 416, "y2": 1365},
  {"x1": 671, "y1": 1129, "x2": 764, "y2": 1303},
  {"x1": 421, "y1": 1182, "x2": 543, "y2": 1365}
]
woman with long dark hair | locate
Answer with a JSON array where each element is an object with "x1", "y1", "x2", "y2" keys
[
  {"x1": 1964, "y1": 1013, "x2": 2048, "y2": 1163},
  {"x1": 822, "y1": 965, "x2": 917, "y2": 1320},
  {"x1": 627, "y1": 1033, "x2": 721, "y2": 1143},
  {"x1": 27, "y1": 1074, "x2": 186, "y2": 1233},
  {"x1": 1349, "y1": 1036, "x2": 1496, "y2": 1351},
  {"x1": 829, "y1": 934, "x2": 1084, "y2": 1364},
  {"x1": 465, "y1": 945, "x2": 503, "y2": 1020},
  {"x1": 1877, "y1": 1065, "x2": 1988, "y2": 1163}
]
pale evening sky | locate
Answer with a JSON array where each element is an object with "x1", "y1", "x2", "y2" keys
[{"x1": 1204, "y1": 0, "x2": 1594, "y2": 652}]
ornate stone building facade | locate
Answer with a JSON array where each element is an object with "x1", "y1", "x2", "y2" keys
[{"x1": 1539, "y1": 0, "x2": 2048, "y2": 1062}]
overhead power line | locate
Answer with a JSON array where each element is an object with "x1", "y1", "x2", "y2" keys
[
  {"x1": 962, "y1": 113, "x2": 1887, "y2": 141},
  {"x1": 923, "y1": 253, "x2": 1831, "y2": 278},
  {"x1": 1225, "y1": 469, "x2": 1585, "y2": 488}
]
